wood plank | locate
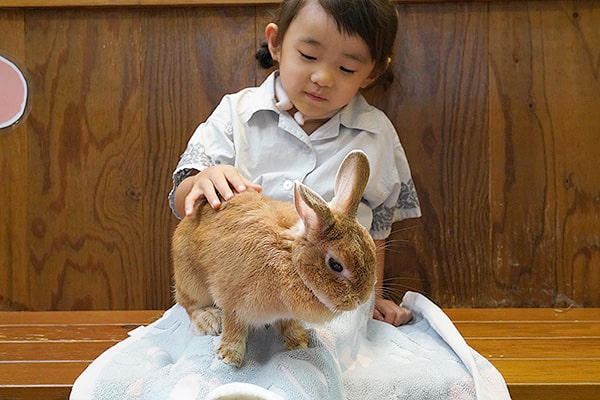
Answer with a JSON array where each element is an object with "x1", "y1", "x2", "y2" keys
[
  {"x1": 24, "y1": 7, "x2": 147, "y2": 311},
  {"x1": 547, "y1": 1, "x2": 600, "y2": 310},
  {"x1": 0, "y1": 325, "x2": 136, "y2": 341},
  {"x1": 0, "y1": 0, "x2": 485, "y2": 8},
  {"x1": 445, "y1": 308, "x2": 600, "y2": 321},
  {"x1": 0, "y1": 361, "x2": 89, "y2": 386},
  {"x1": 508, "y1": 384, "x2": 600, "y2": 400},
  {"x1": 453, "y1": 321, "x2": 600, "y2": 338},
  {"x1": 0, "y1": 309, "x2": 597, "y2": 400},
  {"x1": 0, "y1": 387, "x2": 70, "y2": 400},
  {"x1": 492, "y1": 359, "x2": 600, "y2": 384},
  {"x1": 488, "y1": 0, "x2": 600, "y2": 308},
  {"x1": 0, "y1": 9, "x2": 30, "y2": 311},
  {"x1": 467, "y1": 338, "x2": 600, "y2": 359},
  {"x1": 139, "y1": 5, "x2": 258, "y2": 309},
  {"x1": 0, "y1": 338, "x2": 557, "y2": 364},
  {"x1": 0, "y1": 0, "x2": 279, "y2": 7},
  {"x1": 13, "y1": 336, "x2": 597, "y2": 363},
  {"x1": 380, "y1": 1, "x2": 492, "y2": 307},
  {"x1": 0, "y1": 341, "x2": 118, "y2": 361},
  {"x1": 0, "y1": 310, "x2": 163, "y2": 325}
]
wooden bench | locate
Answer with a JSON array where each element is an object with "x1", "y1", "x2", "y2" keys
[{"x1": 1, "y1": 308, "x2": 598, "y2": 399}]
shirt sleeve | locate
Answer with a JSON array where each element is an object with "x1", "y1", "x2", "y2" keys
[
  {"x1": 168, "y1": 97, "x2": 236, "y2": 218},
  {"x1": 368, "y1": 136, "x2": 421, "y2": 240}
]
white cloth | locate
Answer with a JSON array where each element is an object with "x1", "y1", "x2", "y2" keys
[
  {"x1": 70, "y1": 292, "x2": 511, "y2": 400},
  {"x1": 169, "y1": 71, "x2": 421, "y2": 240}
]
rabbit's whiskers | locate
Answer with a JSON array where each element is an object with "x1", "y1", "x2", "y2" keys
[{"x1": 378, "y1": 277, "x2": 430, "y2": 299}]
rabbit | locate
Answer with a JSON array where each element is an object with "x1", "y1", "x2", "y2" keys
[{"x1": 172, "y1": 150, "x2": 377, "y2": 367}]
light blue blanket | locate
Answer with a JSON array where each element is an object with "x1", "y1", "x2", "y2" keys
[{"x1": 71, "y1": 292, "x2": 510, "y2": 400}]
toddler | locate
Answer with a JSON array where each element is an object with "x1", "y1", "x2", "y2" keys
[{"x1": 170, "y1": 0, "x2": 421, "y2": 326}]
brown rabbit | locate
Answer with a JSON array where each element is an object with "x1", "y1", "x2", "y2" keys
[{"x1": 172, "y1": 150, "x2": 376, "y2": 367}]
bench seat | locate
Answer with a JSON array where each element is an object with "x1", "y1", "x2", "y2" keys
[{"x1": 1, "y1": 308, "x2": 598, "y2": 399}]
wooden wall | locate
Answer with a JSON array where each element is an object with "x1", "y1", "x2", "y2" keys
[{"x1": 0, "y1": 1, "x2": 598, "y2": 311}]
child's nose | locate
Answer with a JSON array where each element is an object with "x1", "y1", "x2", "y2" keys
[{"x1": 311, "y1": 68, "x2": 334, "y2": 88}]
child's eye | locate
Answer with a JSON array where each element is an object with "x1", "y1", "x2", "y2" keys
[
  {"x1": 340, "y1": 66, "x2": 356, "y2": 74},
  {"x1": 299, "y1": 51, "x2": 316, "y2": 61}
]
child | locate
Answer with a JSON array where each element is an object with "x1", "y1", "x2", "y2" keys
[{"x1": 169, "y1": 0, "x2": 421, "y2": 327}]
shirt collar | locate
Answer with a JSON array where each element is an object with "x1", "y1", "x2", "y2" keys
[
  {"x1": 338, "y1": 93, "x2": 382, "y2": 133},
  {"x1": 240, "y1": 71, "x2": 281, "y2": 123},
  {"x1": 242, "y1": 70, "x2": 383, "y2": 135}
]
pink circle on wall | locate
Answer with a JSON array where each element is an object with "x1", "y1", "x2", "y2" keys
[{"x1": 0, "y1": 54, "x2": 28, "y2": 129}]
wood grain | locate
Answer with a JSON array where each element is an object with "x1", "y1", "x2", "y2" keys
[
  {"x1": 382, "y1": 0, "x2": 600, "y2": 307},
  {"x1": 0, "y1": 1, "x2": 599, "y2": 310},
  {"x1": 0, "y1": 0, "x2": 280, "y2": 7},
  {"x1": 1, "y1": 308, "x2": 598, "y2": 399},
  {"x1": 0, "y1": 0, "x2": 563, "y2": 8},
  {"x1": 0, "y1": 9, "x2": 29, "y2": 311},
  {"x1": 24, "y1": 8, "x2": 146, "y2": 310},
  {"x1": 381, "y1": 1, "x2": 491, "y2": 306},
  {"x1": 140, "y1": 6, "x2": 258, "y2": 308},
  {"x1": 488, "y1": 1, "x2": 600, "y2": 307}
]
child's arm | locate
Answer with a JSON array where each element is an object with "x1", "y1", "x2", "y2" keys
[
  {"x1": 173, "y1": 165, "x2": 262, "y2": 217},
  {"x1": 373, "y1": 239, "x2": 413, "y2": 326}
]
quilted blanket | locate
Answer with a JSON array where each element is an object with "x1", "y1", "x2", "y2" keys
[{"x1": 70, "y1": 292, "x2": 510, "y2": 400}]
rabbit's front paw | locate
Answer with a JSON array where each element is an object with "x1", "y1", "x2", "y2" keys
[
  {"x1": 217, "y1": 340, "x2": 245, "y2": 367},
  {"x1": 276, "y1": 319, "x2": 309, "y2": 350},
  {"x1": 191, "y1": 306, "x2": 222, "y2": 335}
]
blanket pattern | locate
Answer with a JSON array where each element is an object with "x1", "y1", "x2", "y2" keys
[{"x1": 71, "y1": 292, "x2": 510, "y2": 400}]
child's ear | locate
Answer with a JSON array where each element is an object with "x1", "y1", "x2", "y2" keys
[
  {"x1": 265, "y1": 23, "x2": 281, "y2": 62},
  {"x1": 360, "y1": 58, "x2": 390, "y2": 89},
  {"x1": 360, "y1": 76, "x2": 376, "y2": 89}
]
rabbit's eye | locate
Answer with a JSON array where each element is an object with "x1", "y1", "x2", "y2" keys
[{"x1": 327, "y1": 257, "x2": 344, "y2": 273}]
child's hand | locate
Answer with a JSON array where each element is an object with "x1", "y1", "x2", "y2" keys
[
  {"x1": 184, "y1": 165, "x2": 262, "y2": 216},
  {"x1": 373, "y1": 296, "x2": 413, "y2": 326}
]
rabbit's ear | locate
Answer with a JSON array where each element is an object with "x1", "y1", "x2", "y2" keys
[
  {"x1": 330, "y1": 150, "x2": 370, "y2": 217},
  {"x1": 294, "y1": 182, "x2": 335, "y2": 237}
]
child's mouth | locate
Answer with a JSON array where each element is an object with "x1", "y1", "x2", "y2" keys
[{"x1": 306, "y1": 92, "x2": 326, "y2": 102}]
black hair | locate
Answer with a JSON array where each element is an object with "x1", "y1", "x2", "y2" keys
[{"x1": 255, "y1": 0, "x2": 398, "y2": 89}]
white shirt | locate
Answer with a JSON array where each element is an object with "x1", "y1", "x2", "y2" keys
[{"x1": 170, "y1": 71, "x2": 420, "y2": 240}]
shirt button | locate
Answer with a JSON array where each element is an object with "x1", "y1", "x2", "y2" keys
[{"x1": 282, "y1": 180, "x2": 293, "y2": 190}]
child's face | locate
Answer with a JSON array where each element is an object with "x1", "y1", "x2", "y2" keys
[{"x1": 269, "y1": 1, "x2": 376, "y2": 120}]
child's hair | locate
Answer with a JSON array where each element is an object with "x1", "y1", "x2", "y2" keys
[{"x1": 255, "y1": 0, "x2": 398, "y2": 89}]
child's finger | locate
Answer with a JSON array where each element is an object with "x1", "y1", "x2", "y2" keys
[
  {"x1": 186, "y1": 183, "x2": 218, "y2": 214},
  {"x1": 373, "y1": 308, "x2": 384, "y2": 321},
  {"x1": 202, "y1": 182, "x2": 223, "y2": 209},
  {"x1": 210, "y1": 173, "x2": 235, "y2": 202},
  {"x1": 184, "y1": 186, "x2": 203, "y2": 216},
  {"x1": 223, "y1": 168, "x2": 249, "y2": 193},
  {"x1": 397, "y1": 308, "x2": 413, "y2": 325},
  {"x1": 243, "y1": 177, "x2": 263, "y2": 192}
]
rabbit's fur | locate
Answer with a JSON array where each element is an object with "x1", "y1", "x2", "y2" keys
[{"x1": 172, "y1": 150, "x2": 376, "y2": 367}]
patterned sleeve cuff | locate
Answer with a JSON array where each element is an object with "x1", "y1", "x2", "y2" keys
[
  {"x1": 168, "y1": 168, "x2": 195, "y2": 219},
  {"x1": 370, "y1": 203, "x2": 393, "y2": 240},
  {"x1": 369, "y1": 178, "x2": 422, "y2": 240}
]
